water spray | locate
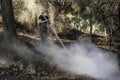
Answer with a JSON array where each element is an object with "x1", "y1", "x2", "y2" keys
[
  {"x1": 42, "y1": 14, "x2": 66, "y2": 48},
  {"x1": 40, "y1": 14, "x2": 71, "y2": 55},
  {"x1": 49, "y1": 25, "x2": 66, "y2": 48},
  {"x1": 48, "y1": 24, "x2": 73, "y2": 57}
]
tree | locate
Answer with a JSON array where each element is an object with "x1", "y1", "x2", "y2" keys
[
  {"x1": 0, "y1": 0, "x2": 17, "y2": 40},
  {"x1": 118, "y1": 3, "x2": 120, "y2": 27}
]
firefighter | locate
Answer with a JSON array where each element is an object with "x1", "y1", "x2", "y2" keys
[{"x1": 38, "y1": 11, "x2": 50, "y2": 43}]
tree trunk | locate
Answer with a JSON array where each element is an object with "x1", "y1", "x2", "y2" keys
[
  {"x1": 0, "y1": 0, "x2": 17, "y2": 40},
  {"x1": 90, "y1": 19, "x2": 92, "y2": 39},
  {"x1": 118, "y1": 3, "x2": 120, "y2": 27}
]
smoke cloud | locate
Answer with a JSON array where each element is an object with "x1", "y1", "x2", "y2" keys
[
  {"x1": 32, "y1": 40, "x2": 119, "y2": 80},
  {"x1": 10, "y1": 38, "x2": 120, "y2": 80}
]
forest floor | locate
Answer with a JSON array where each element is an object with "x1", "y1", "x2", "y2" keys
[
  {"x1": 0, "y1": 30, "x2": 97, "y2": 80},
  {"x1": 0, "y1": 30, "x2": 120, "y2": 80}
]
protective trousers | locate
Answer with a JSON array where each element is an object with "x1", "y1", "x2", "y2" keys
[{"x1": 39, "y1": 23, "x2": 47, "y2": 43}]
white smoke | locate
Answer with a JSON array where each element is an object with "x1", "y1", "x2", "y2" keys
[
  {"x1": 13, "y1": 42, "x2": 34, "y2": 62},
  {"x1": 10, "y1": 38, "x2": 120, "y2": 80},
  {"x1": 33, "y1": 40, "x2": 119, "y2": 80}
]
